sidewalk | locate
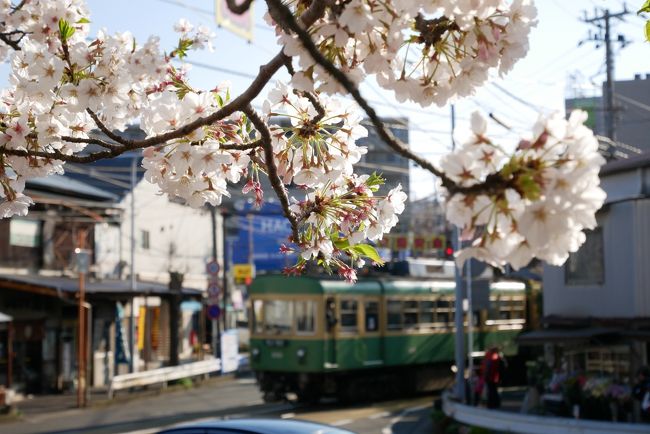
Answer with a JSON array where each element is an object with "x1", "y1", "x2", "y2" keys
[{"x1": 7, "y1": 373, "x2": 240, "y2": 420}]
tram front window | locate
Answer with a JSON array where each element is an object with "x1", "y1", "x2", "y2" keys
[
  {"x1": 263, "y1": 300, "x2": 293, "y2": 335},
  {"x1": 295, "y1": 300, "x2": 316, "y2": 334}
]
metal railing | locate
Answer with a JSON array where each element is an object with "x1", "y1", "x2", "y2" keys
[
  {"x1": 442, "y1": 391, "x2": 650, "y2": 434},
  {"x1": 108, "y1": 359, "x2": 221, "y2": 398}
]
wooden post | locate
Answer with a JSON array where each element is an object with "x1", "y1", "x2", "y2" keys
[
  {"x1": 78, "y1": 269, "x2": 85, "y2": 408},
  {"x1": 76, "y1": 229, "x2": 88, "y2": 408}
]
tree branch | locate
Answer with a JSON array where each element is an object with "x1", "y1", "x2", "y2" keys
[
  {"x1": 225, "y1": 0, "x2": 254, "y2": 15},
  {"x1": 242, "y1": 104, "x2": 300, "y2": 241},
  {"x1": 61, "y1": 135, "x2": 123, "y2": 151},
  {"x1": 221, "y1": 139, "x2": 263, "y2": 151},
  {"x1": 0, "y1": 30, "x2": 25, "y2": 50}
]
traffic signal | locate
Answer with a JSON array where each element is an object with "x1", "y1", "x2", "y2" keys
[{"x1": 444, "y1": 241, "x2": 454, "y2": 259}]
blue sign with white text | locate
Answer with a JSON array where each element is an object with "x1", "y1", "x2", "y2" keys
[{"x1": 230, "y1": 201, "x2": 296, "y2": 272}]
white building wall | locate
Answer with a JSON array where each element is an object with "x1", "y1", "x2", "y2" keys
[
  {"x1": 95, "y1": 179, "x2": 224, "y2": 291},
  {"x1": 633, "y1": 199, "x2": 650, "y2": 316}
]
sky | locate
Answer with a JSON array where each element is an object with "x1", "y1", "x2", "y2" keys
[{"x1": 12, "y1": 0, "x2": 650, "y2": 200}]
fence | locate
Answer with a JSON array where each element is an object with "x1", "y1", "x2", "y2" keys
[
  {"x1": 442, "y1": 391, "x2": 650, "y2": 434},
  {"x1": 108, "y1": 359, "x2": 221, "y2": 398}
]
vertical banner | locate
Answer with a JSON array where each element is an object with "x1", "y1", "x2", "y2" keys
[
  {"x1": 220, "y1": 329, "x2": 239, "y2": 373},
  {"x1": 137, "y1": 307, "x2": 146, "y2": 351},
  {"x1": 215, "y1": 0, "x2": 254, "y2": 42}
]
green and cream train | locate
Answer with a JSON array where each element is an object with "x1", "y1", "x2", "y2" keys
[{"x1": 248, "y1": 271, "x2": 533, "y2": 402}]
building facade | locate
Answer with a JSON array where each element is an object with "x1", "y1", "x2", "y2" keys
[{"x1": 537, "y1": 154, "x2": 650, "y2": 385}]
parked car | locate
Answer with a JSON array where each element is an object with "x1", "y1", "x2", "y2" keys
[{"x1": 157, "y1": 418, "x2": 357, "y2": 434}]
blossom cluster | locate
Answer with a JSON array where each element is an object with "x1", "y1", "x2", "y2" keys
[
  {"x1": 441, "y1": 110, "x2": 606, "y2": 269},
  {"x1": 0, "y1": 0, "x2": 609, "y2": 281},
  {"x1": 284, "y1": 173, "x2": 407, "y2": 282},
  {"x1": 0, "y1": 1, "x2": 217, "y2": 217},
  {"x1": 263, "y1": 83, "x2": 407, "y2": 280},
  {"x1": 140, "y1": 87, "x2": 253, "y2": 208},
  {"x1": 272, "y1": 0, "x2": 536, "y2": 106}
]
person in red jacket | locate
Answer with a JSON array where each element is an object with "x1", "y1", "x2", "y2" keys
[{"x1": 482, "y1": 347, "x2": 503, "y2": 409}]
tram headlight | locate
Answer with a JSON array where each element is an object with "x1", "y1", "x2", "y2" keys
[
  {"x1": 252, "y1": 347, "x2": 260, "y2": 360},
  {"x1": 296, "y1": 348, "x2": 306, "y2": 361}
]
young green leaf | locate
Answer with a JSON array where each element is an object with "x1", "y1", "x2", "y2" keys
[
  {"x1": 58, "y1": 19, "x2": 75, "y2": 42},
  {"x1": 646, "y1": 20, "x2": 650, "y2": 41},
  {"x1": 351, "y1": 244, "x2": 385, "y2": 265}
]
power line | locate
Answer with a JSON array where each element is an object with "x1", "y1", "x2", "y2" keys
[{"x1": 490, "y1": 82, "x2": 554, "y2": 113}]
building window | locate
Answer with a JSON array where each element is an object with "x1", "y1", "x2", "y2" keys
[
  {"x1": 565, "y1": 228, "x2": 604, "y2": 285},
  {"x1": 141, "y1": 230, "x2": 150, "y2": 250}
]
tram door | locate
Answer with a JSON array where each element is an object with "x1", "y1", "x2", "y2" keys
[
  {"x1": 325, "y1": 297, "x2": 337, "y2": 368},
  {"x1": 363, "y1": 299, "x2": 383, "y2": 366}
]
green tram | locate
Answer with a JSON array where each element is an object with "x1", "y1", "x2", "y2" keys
[{"x1": 248, "y1": 274, "x2": 530, "y2": 402}]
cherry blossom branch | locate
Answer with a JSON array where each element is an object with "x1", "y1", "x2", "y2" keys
[
  {"x1": 225, "y1": 0, "x2": 255, "y2": 15},
  {"x1": 13, "y1": 0, "x2": 329, "y2": 165},
  {"x1": 61, "y1": 135, "x2": 123, "y2": 151},
  {"x1": 242, "y1": 104, "x2": 300, "y2": 241},
  {"x1": 265, "y1": 0, "x2": 452, "y2": 185},
  {"x1": 221, "y1": 140, "x2": 263, "y2": 151}
]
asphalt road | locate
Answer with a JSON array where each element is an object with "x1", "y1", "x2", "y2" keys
[{"x1": 1, "y1": 376, "x2": 434, "y2": 434}]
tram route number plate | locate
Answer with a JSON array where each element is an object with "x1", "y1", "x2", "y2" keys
[{"x1": 271, "y1": 351, "x2": 283, "y2": 359}]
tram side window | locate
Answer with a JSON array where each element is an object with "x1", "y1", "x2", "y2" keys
[
  {"x1": 488, "y1": 296, "x2": 500, "y2": 320},
  {"x1": 419, "y1": 300, "x2": 435, "y2": 327},
  {"x1": 263, "y1": 300, "x2": 293, "y2": 335},
  {"x1": 436, "y1": 298, "x2": 453, "y2": 324},
  {"x1": 365, "y1": 301, "x2": 379, "y2": 332},
  {"x1": 340, "y1": 299, "x2": 358, "y2": 332},
  {"x1": 295, "y1": 300, "x2": 316, "y2": 334},
  {"x1": 500, "y1": 297, "x2": 525, "y2": 320},
  {"x1": 387, "y1": 300, "x2": 403, "y2": 330},
  {"x1": 252, "y1": 299, "x2": 264, "y2": 333},
  {"x1": 403, "y1": 300, "x2": 419, "y2": 329}
]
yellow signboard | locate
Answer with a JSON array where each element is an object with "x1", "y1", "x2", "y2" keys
[{"x1": 233, "y1": 264, "x2": 254, "y2": 281}]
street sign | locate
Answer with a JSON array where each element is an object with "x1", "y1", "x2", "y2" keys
[
  {"x1": 73, "y1": 248, "x2": 91, "y2": 274},
  {"x1": 233, "y1": 264, "x2": 254, "y2": 282},
  {"x1": 207, "y1": 283, "x2": 221, "y2": 297},
  {"x1": 207, "y1": 304, "x2": 221, "y2": 320},
  {"x1": 206, "y1": 260, "x2": 220, "y2": 276}
]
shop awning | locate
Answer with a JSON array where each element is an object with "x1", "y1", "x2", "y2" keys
[
  {"x1": 0, "y1": 274, "x2": 202, "y2": 298},
  {"x1": 517, "y1": 327, "x2": 623, "y2": 345}
]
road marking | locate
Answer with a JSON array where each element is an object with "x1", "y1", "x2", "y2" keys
[
  {"x1": 281, "y1": 412, "x2": 296, "y2": 419},
  {"x1": 331, "y1": 418, "x2": 353, "y2": 426},
  {"x1": 237, "y1": 378, "x2": 257, "y2": 385},
  {"x1": 382, "y1": 402, "x2": 432, "y2": 434},
  {"x1": 368, "y1": 411, "x2": 390, "y2": 420}
]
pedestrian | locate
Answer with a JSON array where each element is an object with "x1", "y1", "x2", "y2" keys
[
  {"x1": 482, "y1": 347, "x2": 503, "y2": 409},
  {"x1": 633, "y1": 366, "x2": 650, "y2": 422}
]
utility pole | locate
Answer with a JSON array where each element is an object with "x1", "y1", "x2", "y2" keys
[
  {"x1": 581, "y1": 6, "x2": 629, "y2": 141},
  {"x1": 74, "y1": 229, "x2": 90, "y2": 408},
  {"x1": 450, "y1": 104, "x2": 466, "y2": 402},
  {"x1": 129, "y1": 154, "x2": 137, "y2": 373}
]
